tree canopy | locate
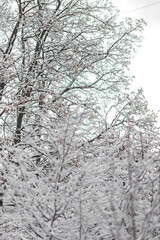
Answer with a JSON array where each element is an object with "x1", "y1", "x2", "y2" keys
[{"x1": 0, "y1": 0, "x2": 159, "y2": 239}]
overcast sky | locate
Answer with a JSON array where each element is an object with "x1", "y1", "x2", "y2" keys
[{"x1": 112, "y1": 0, "x2": 160, "y2": 114}]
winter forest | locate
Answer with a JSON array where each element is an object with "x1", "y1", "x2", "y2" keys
[{"x1": 0, "y1": 0, "x2": 159, "y2": 239}]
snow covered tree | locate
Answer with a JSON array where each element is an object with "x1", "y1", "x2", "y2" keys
[{"x1": 0, "y1": 0, "x2": 159, "y2": 239}]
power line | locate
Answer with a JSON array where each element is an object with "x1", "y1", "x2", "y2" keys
[{"x1": 126, "y1": 0, "x2": 160, "y2": 13}]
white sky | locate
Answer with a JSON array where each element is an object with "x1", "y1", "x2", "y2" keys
[{"x1": 112, "y1": 0, "x2": 160, "y2": 115}]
